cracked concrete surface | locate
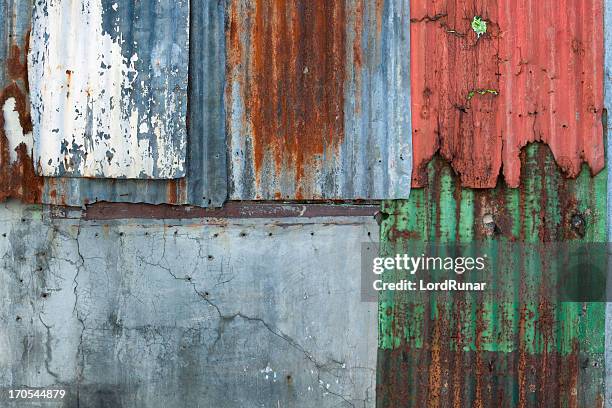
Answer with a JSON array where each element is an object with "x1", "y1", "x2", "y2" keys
[{"x1": 0, "y1": 200, "x2": 377, "y2": 407}]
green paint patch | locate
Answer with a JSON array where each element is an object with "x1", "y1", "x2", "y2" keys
[
  {"x1": 471, "y1": 16, "x2": 487, "y2": 38},
  {"x1": 467, "y1": 88, "x2": 498, "y2": 100}
]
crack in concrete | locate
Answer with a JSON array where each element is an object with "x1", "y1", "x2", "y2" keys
[
  {"x1": 70, "y1": 218, "x2": 86, "y2": 408},
  {"x1": 6, "y1": 214, "x2": 374, "y2": 407},
  {"x1": 38, "y1": 314, "x2": 60, "y2": 380},
  {"x1": 194, "y1": 290, "x2": 358, "y2": 408}
]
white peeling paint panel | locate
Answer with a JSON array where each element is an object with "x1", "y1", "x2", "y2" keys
[
  {"x1": 28, "y1": 0, "x2": 189, "y2": 179},
  {"x1": 2, "y1": 97, "x2": 33, "y2": 165}
]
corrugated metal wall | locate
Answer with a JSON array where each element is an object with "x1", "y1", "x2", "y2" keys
[
  {"x1": 1, "y1": 0, "x2": 411, "y2": 206},
  {"x1": 1, "y1": 0, "x2": 611, "y2": 407},
  {"x1": 378, "y1": 0, "x2": 607, "y2": 406},
  {"x1": 42, "y1": 0, "x2": 228, "y2": 207},
  {"x1": 1, "y1": 0, "x2": 228, "y2": 207}
]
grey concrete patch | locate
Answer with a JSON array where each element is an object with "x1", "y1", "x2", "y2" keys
[{"x1": 0, "y1": 200, "x2": 377, "y2": 408}]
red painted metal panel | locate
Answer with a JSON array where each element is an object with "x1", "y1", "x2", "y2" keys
[{"x1": 411, "y1": 0, "x2": 604, "y2": 188}]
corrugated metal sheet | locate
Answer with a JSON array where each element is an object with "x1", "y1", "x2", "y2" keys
[
  {"x1": 41, "y1": 0, "x2": 227, "y2": 207},
  {"x1": 1, "y1": 0, "x2": 226, "y2": 207},
  {"x1": 29, "y1": 0, "x2": 189, "y2": 179},
  {"x1": 378, "y1": 144, "x2": 606, "y2": 406},
  {"x1": 2, "y1": 1, "x2": 412, "y2": 206},
  {"x1": 411, "y1": 0, "x2": 605, "y2": 188},
  {"x1": 226, "y1": 0, "x2": 411, "y2": 200},
  {"x1": 0, "y1": 1, "x2": 43, "y2": 203}
]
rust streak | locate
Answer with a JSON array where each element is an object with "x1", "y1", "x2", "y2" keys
[
  {"x1": 230, "y1": 0, "x2": 347, "y2": 198},
  {"x1": 1, "y1": 34, "x2": 43, "y2": 203},
  {"x1": 0, "y1": 83, "x2": 42, "y2": 203}
]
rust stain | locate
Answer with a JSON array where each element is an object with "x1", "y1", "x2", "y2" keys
[
  {"x1": 228, "y1": 0, "x2": 347, "y2": 198},
  {"x1": 427, "y1": 305, "x2": 442, "y2": 407},
  {"x1": 78, "y1": 202, "x2": 379, "y2": 221},
  {"x1": 379, "y1": 146, "x2": 605, "y2": 407},
  {"x1": 411, "y1": 0, "x2": 605, "y2": 188},
  {"x1": 7, "y1": 32, "x2": 29, "y2": 84},
  {"x1": 1, "y1": 36, "x2": 43, "y2": 203}
]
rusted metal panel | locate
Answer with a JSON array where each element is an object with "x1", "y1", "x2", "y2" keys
[
  {"x1": 29, "y1": 0, "x2": 189, "y2": 179},
  {"x1": 0, "y1": 1, "x2": 43, "y2": 203},
  {"x1": 411, "y1": 0, "x2": 605, "y2": 188},
  {"x1": 0, "y1": 0, "x2": 225, "y2": 207},
  {"x1": 378, "y1": 144, "x2": 606, "y2": 406},
  {"x1": 39, "y1": 0, "x2": 228, "y2": 207},
  {"x1": 226, "y1": 0, "x2": 411, "y2": 200},
  {"x1": 77, "y1": 201, "x2": 379, "y2": 220}
]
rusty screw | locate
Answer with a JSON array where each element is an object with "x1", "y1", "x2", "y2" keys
[{"x1": 571, "y1": 213, "x2": 586, "y2": 237}]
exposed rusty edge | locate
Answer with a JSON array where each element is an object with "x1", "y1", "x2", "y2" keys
[
  {"x1": 0, "y1": 31, "x2": 44, "y2": 203},
  {"x1": 377, "y1": 345, "x2": 597, "y2": 407},
  {"x1": 66, "y1": 201, "x2": 381, "y2": 220}
]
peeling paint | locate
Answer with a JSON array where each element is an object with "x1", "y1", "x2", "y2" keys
[
  {"x1": 29, "y1": 0, "x2": 189, "y2": 179},
  {"x1": 411, "y1": 0, "x2": 604, "y2": 188},
  {"x1": 2, "y1": 97, "x2": 33, "y2": 164},
  {"x1": 379, "y1": 144, "x2": 606, "y2": 406},
  {"x1": 37, "y1": 0, "x2": 227, "y2": 207}
]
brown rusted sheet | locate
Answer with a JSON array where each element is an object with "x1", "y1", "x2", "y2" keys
[
  {"x1": 0, "y1": 2, "x2": 43, "y2": 203},
  {"x1": 411, "y1": 0, "x2": 604, "y2": 188},
  {"x1": 229, "y1": 0, "x2": 346, "y2": 192},
  {"x1": 227, "y1": 0, "x2": 411, "y2": 200}
]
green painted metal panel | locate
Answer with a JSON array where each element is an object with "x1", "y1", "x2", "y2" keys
[{"x1": 378, "y1": 144, "x2": 606, "y2": 407}]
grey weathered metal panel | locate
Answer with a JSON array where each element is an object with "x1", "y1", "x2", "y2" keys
[
  {"x1": 29, "y1": 0, "x2": 189, "y2": 179},
  {"x1": 40, "y1": 0, "x2": 228, "y2": 207},
  {"x1": 226, "y1": 0, "x2": 411, "y2": 200},
  {"x1": 0, "y1": 201, "x2": 376, "y2": 407}
]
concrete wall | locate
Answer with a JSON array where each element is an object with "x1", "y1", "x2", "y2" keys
[{"x1": 0, "y1": 200, "x2": 377, "y2": 408}]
